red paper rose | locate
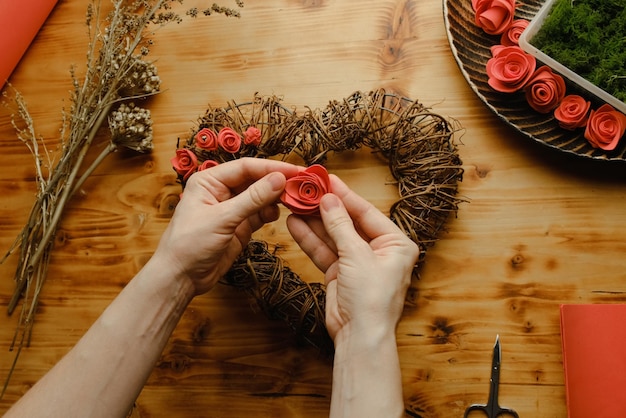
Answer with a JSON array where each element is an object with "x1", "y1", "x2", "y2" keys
[
  {"x1": 524, "y1": 66, "x2": 566, "y2": 114},
  {"x1": 584, "y1": 104, "x2": 626, "y2": 151},
  {"x1": 195, "y1": 128, "x2": 218, "y2": 150},
  {"x1": 217, "y1": 127, "x2": 242, "y2": 154},
  {"x1": 243, "y1": 126, "x2": 262, "y2": 146},
  {"x1": 486, "y1": 45, "x2": 536, "y2": 93},
  {"x1": 554, "y1": 95, "x2": 591, "y2": 130},
  {"x1": 500, "y1": 19, "x2": 528, "y2": 46},
  {"x1": 472, "y1": 0, "x2": 516, "y2": 35},
  {"x1": 171, "y1": 148, "x2": 198, "y2": 181},
  {"x1": 280, "y1": 164, "x2": 331, "y2": 216},
  {"x1": 198, "y1": 159, "x2": 219, "y2": 171}
]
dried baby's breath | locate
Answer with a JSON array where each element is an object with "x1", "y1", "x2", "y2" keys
[{"x1": 110, "y1": 102, "x2": 154, "y2": 152}]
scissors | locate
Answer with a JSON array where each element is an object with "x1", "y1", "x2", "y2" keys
[{"x1": 464, "y1": 335, "x2": 519, "y2": 418}]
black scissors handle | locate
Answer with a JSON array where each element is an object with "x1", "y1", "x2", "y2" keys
[
  {"x1": 464, "y1": 335, "x2": 519, "y2": 418},
  {"x1": 464, "y1": 403, "x2": 519, "y2": 418}
]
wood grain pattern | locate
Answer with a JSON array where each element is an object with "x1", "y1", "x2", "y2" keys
[{"x1": 2, "y1": 0, "x2": 626, "y2": 416}]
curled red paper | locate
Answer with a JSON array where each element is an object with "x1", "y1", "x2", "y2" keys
[
  {"x1": 171, "y1": 148, "x2": 198, "y2": 181},
  {"x1": 198, "y1": 159, "x2": 219, "y2": 171},
  {"x1": 472, "y1": 0, "x2": 516, "y2": 35},
  {"x1": 243, "y1": 126, "x2": 262, "y2": 146},
  {"x1": 217, "y1": 127, "x2": 242, "y2": 154},
  {"x1": 524, "y1": 66, "x2": 566, "y2": 114},
  {"x1": 195, "y1": 128, "x2": 218, "y2": 151},
  {"x1": 584, "y1": 104, "x2": 626, "y2": 151},
  {"x1": 280, "y1": 164, "x2": 331, "y2": 216},
  {"x1": 554, "y1": 95, "x2": 591, "y2": 131},
  {"x1": 500, "y1": 19, "x2": 528, "y2": 46},
  {"x1": 486, "y1": 45, "x2": 536, "y2": 93}
]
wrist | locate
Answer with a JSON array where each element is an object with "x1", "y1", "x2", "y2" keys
[
  {"x1": 139, "y1": 256, "x2": 196, "y2": 311},
  {"x1": 333, "y1": 323, "x2": 398, "y2": 363},
  {"x1": 330, "y1": 326, "x2": 404, "y2": 418},
  {"x1": 333, "y1": 314, "x2": 400, "y2": 348}
]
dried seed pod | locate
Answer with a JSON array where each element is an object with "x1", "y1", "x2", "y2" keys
[{"x1": 109, "y1": 102, "x2": 154, "y2": 152}]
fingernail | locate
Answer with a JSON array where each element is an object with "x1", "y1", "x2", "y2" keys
[
  {"x1": 320, "y1": 193, "x2": 341, "y2": 211},
  {"x1": 267, "y1": 172, "x2": 286, "y2": 191}
]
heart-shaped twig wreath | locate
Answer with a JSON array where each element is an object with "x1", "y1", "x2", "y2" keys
[{"x1": 172, "y1": 89, "x2": 464, "y2": 354}]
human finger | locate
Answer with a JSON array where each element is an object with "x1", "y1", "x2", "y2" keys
[
  {"x1": 200, "y1": 157, "x2": 301, "y2": 196},
  {"x1": 219, "y1": 171, "x2": 287, "y2": 226},
  {"x1": 288, "y1": 214, "x2": 337, "y2": 253},
  {"x1": 328, "y1": 174, "x2": 403, "y2": 241},
  {"x1": 245, "y1": 203, "x2": 281, "y2": 234},
  {"x1": 319, "y1": 193, "x2": 368, "y2": 254},
  {"x1": 286, "y1": 214, "x2": 338, "y2": 273}
]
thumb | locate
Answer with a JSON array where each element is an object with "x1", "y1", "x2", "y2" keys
[
  {"x1": 224, "y1": 172, "x2": 286, "y2": 223},
  {"x1": 319, "y1": 193, "x2": 363, "y2": 252}
]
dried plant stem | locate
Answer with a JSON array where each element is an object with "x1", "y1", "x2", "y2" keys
[
  {"x1": 30, "y1": 102, "x2": 114, "y2": 267},
  {"x1": 6, "y1": 102, "x2": 113, "y2": 315},
  {"x1": 1, "y1": 245, "x2": 51, "y2": 397},
  {"x1": 72, "y1": 141, "x2": 118, "y2": 195}
]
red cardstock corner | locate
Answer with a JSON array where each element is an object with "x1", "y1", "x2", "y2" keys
[
  {"x1": 560, "y1": 304, "x2": 626, "y2": 418},
  {"x1": 0, "y1": 0, "x2": 59, "y2": 89}
]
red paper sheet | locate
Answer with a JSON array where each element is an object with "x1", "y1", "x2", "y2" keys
[
  {"x1": 0, "y1": 0, "x2": 58, "y2": 89},
  {"x1": 560, "y1": 304, "x2": 626, "y2": 418}
]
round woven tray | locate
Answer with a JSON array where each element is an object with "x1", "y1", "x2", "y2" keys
[{"x1": 443, "y1": 0, "x2": 626, "y2": 162}]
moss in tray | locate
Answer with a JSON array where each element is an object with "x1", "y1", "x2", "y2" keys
[{"x1": 530, "y1": 0, "x2": 626, "y2": 102}]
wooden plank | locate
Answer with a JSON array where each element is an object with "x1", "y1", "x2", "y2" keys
[{"x1": 2, "y1": 0, "x2": 626, "y2": 416}]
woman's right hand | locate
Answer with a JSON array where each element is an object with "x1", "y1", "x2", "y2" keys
[{"x1": 286, "y1": 175, "x2": 420, "y2": 342}]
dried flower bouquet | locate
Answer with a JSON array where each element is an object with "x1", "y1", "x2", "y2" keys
[{"x1": 1, "y1": 0, "x2": 242, "y2": 398}]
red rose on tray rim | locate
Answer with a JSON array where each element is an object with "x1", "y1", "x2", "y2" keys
[
  {"x1": 472, "y1": 0, "x2": 516, "y2": 35},
  {"x1": 195, "y1": 127, "x2": 218, "y2": 151},
  {"x1": 584, "y1": 104, "x2": 626, "y2": 151},
  {"x1": 280, "y1": 164, "x2": 331, "y2": 216},
  {"x1": 217, "y1": 127, "x2": 242, "y2": 154},
  {"x1": 554, "y1": 95, "x2": 591, "y2": 131},
  {"x1": 524, "y1": 66, "x2": 566, "y2": 114},
  {"x1": 171, "y1": 148, "x2": 198, "y2": 181},
  {"x1": 198, "y1": 159, "x2": 219, "y2": 171},
  {"x1": 486, "y1": 45, "x2": 536, "y2": 93},
  {"x1": 500, "y1": 19, "x2": 528, "y2": 46},
  {"x1": 244, "y1": 126, "x2": 262, "y2": 146},
  {"x1": 472, "y1": 1, "x2": 626, "y2": 150}
]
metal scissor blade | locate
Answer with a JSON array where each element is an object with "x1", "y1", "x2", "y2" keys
[
  {"x1": 491, "y1": 334, "x2": 501, "y2": 378},
  {"x1": 487, "y1": 335, "x2": 502, "y2": 409},
  {"x1": 465, "y1": 335, "x2": 519, "y2": 418}
]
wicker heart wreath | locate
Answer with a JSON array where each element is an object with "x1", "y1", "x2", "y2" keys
[{"x1": 172, "y1": 89, "x2": 464, "y2": 354}]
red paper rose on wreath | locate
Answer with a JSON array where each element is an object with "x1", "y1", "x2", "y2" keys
[
  {"x1": 280, "y1": 164, "x2": 331, "y2": 216},
  {"x1": 244, "y1": 126, "x2": 262, "y2": 146},
  {"x1": 472, "y1": 0, "x2": 516, "y2": 35},
  {"x1": 524, "y1": 66, "x2": 566, "y2": 114},
  {"x1": 554, "y1": 95, "x2": 591, "y2": 130},
  {"x1": 171, "y1": 148, "x2": 198, "y2": 181},
  {"x1": 198, "y1": 159, "x2": 219, "y2": 171},
  {"x1": 218, "y1": 127, "x2": 242, "y2": 153},
  {"x1": 195, "y1": 127, "x2": 218, "y2": 151},
  {"x1": 486, "y1": 45, "x2": 536, "y2": 93},
  {"x1": 500, "y1": 19, "x2": 528, "y2": 46},
  {"x1": 584, "y1": 104, "x2": 626, "y2": 151}
]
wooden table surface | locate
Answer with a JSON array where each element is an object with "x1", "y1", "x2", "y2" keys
[{"x1": 2, "y1": 0, "x2": 626, "y2": 416}]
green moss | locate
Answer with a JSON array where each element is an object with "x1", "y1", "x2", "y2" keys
[{"x1": 531, "y1": 0, "x2": 626, "y2": 102}]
